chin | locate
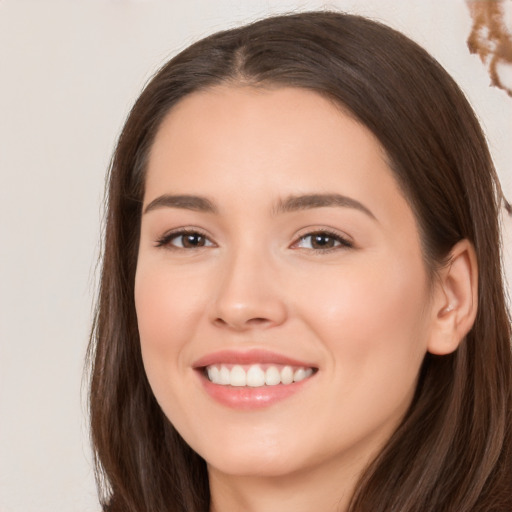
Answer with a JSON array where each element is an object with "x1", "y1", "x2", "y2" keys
[
  {"x1": 206, "y1": 452, "x2": 304, "y2": 478},
  {"x1": 194, "y1": 431, "x2": 307, "y2": 478}
]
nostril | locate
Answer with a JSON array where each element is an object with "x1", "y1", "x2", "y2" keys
[
  {"x1": 246, "y1": 318, "x2": 270, "y2": 325},
  {"x1": 213, "y1": 316, "x2": 273, "y2": 329}
]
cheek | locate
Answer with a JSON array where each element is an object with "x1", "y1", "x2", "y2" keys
[
  {"x1": 293, "y1": 257, "x2": 430, "y2": 451},
  {"x1": 297, "y1": 254, "x2": 430, "y2": 378},
  {"x1": 134, "y1": 265, "x2": 207, "y2": 377}
]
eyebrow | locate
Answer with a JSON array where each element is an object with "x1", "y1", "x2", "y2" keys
[
  {"x1": 273, "y1": 193, "x2": 376, "y2": 220},
  {"x1": 143, "y1": 192, "x2": 376, "y2": 220},
  {"x1": 144, "y1": 194, "x2": 218, "y2": 214}
]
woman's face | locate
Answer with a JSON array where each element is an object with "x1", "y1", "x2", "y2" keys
[{"x1": 135, "y1": 86, "x2": 437, "y2": 479}]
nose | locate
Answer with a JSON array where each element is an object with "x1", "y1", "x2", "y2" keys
[{"x1": 210, "y1": 246, "x2": 288, "y2": 331}]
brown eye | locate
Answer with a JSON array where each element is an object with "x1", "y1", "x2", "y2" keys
[
  {"x1": 294, "y1": 231, "x2": 353, "y2": 251},
  {"x1": 180, "y1": 233, "x2": 207, "y2": 248},
  {"x1": 156, "y1": 230, "x2": 215, "y2": 249},
  {"x1": 310, "y1": 233, "x2": 337, "y2": 249}
]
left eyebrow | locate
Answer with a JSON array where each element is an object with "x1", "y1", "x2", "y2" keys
[{"x1": 273, "y1": 193, "x2": 377, "y2": 220}]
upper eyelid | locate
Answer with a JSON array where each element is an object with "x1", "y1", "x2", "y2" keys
[
  {"x1": 294, "y1": 235, "x2": 352, "y2": 248},
  {"x1": 292, "y1": 227, "x2": 354, "y2": 243},
  {"x1": 155, "y1": 227, "x2": 215, "y2": 247},
  {"x1": 159, "y1": 226, "x2": 211, "y2": 238},
  {"x1": 290, "y1": 228, "x2": 356, "y2": 253}
]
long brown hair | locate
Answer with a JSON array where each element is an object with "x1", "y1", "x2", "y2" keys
[{"x1": 87, "y1": 11, "x2": 512, "y2": 512}]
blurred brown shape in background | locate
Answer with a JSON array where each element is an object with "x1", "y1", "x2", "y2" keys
[{"x1": 466, "y1": 0, "x2": 512, "y2": 97}]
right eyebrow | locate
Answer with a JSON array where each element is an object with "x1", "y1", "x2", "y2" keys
[{"x1": 143, "y1": 194, "x2": 218, "y2": 215}]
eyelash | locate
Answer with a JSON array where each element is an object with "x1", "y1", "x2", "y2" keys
[
  {"x1": 155, "y1": 228, "x2": 214, "y2": 249},
  {"x1": 293, "y1": 229, "x2": 354, "y2": 253},
  {"x1": 155, "y1": 228, "x2": 353, "y2": 252}
]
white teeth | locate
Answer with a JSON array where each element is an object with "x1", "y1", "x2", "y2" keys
[
  {"x1": 294, "y1": 367, "x2": 313, "y2": 382},
  {"x1": 219, "y1": 365, "x2": 231, "y2": 385},
  {"x1": 205, "y1": 363, "x2": 315, "y2": 387},
  {"x1": 265, "y1": 366, "x2": 281, "y2": 386},
  {"x1": 293, "y1": 368, "x2": 307, "y2": 382},
  {"x1": 281, "y1": 366, "x2": 294, "y2": 385},
  {"x1": 230, "y1": 365, "x2": 246, "y2": 387},
  {"x1": 207, "y1": 366, "x2": 220, "y2": 383},
  {"x1": 246, "y1": 365, "x2": 266, "y2": 387}
]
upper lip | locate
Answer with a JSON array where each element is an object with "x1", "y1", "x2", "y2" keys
[{"x1": 192, "y1": 349, "x2": 317, "y2": 369}]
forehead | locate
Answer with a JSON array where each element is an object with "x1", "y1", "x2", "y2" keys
[
  {"x1": 149, "y1": 85, "x2": 381, "y2": 161},
  {"x1": 145, "y1": 85, "x2": 412, "y2": 227}
]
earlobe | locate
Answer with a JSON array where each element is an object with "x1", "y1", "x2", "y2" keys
[{"x1": 427, "y1": 239, "x2": 478, "y2": 356}]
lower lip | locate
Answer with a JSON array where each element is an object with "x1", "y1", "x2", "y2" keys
[{"x1": 198, "y1": 371, "x2": 314, "y2": 409}]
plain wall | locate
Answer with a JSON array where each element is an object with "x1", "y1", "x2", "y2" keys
[{"x1": 0, "y1": 1, "x2": 510, "y2": 511}]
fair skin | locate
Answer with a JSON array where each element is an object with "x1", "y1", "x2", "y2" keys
[{"x1": 135, "y1": 86, "x2": 477, "y2": 512}]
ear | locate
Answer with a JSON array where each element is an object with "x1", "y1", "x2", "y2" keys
[{"x1": 427, "y1": 239, "x2": 478, "y2": 355}]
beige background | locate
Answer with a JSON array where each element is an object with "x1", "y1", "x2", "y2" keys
[{"x1": 0, "y1": 1, "x2": 510, "y2": 511}]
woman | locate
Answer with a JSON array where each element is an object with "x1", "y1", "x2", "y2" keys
[{"x1": 88, "y1": 11, "x2": 512, "y2": 512}]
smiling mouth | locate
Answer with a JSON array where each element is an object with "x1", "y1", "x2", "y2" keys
[{"x1": 203, "y1": 364, "x2": 316, "y2": 387}]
